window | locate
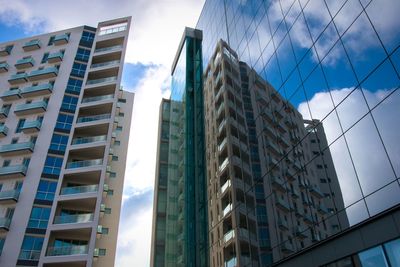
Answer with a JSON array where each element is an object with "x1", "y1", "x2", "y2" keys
[
  {"x1": 61, "y1": 95, "x2": 78, "y2": 113},
  {"x1": 97, "y1": 248, "x2": 106, "y2": 256},
  {"x1": 15, "y1": 118, "x2": 25, "y2": 133},
  {"x1": 3, "y1": 160, "x2": 10, "y2": 167},
  {"x1": 41, "y1": 52, "x2": 49, "y2": 63},
  {"x1": 114, "y1": 140, "x2": 121, "y2": 146},
  {"x1": 107, "y1": 189, "x2": 114, "y2": 196},
  {"x1": 42, "y1": 156, "x2": 63, "y2": 176},
  {"x1": 118, "y1": 98, "x2": 126, "y2": 103},
  {"x1": 0, "y1": 238, "x2": 5, "y2": 256},
  {"x1": 49, "y1": 134, "x2": 69, "y2": 154},
  {"x1": 116, "y1": 126, "x2": 123, "y2": 131},
  {"x1": 112, "y1": 156, "x2": 118, "y2": 161},
  {"x1": 66, "y1": 78, "x2": 83, "y2": 95},
  {"x1": 35, "y1": 179, "x2": 57, "y2": 201},
  {"x1": 104, "y1": 208, "x2": 111, "y2": 214},
  {"x1": 80, "y1": 31, "x2": 95, "y2": 47},
  {"x1": 71, "y1": 62, "x2": 87, "y2": 78},
  {"x1": 28, "y1": 206, "x2": 51, "y2": 229},
  {"x1": 14, "y1": 181, "x2": 23, "y2": 191},
  {"x1": 55, "y1": 114, "x2": 74, "y2": 132},
  {"x1": 11, "y1": 138, "x2": 18, "y2": 144},
  {"x1": 75, "y1": 48, "x2": 91, "y2": 62},
  {"x1": 18, "y1": 235, "x2": 44, "y2": 260},
  {"x1": 384, "y1": 239, "x2": 400, "y2": 266}
]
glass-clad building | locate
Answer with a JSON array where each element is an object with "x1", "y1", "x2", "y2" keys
[{"x1": 195, "y1": 0, "x2": 400, "y2": 266}]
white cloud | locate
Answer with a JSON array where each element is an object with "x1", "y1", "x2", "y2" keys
[
  {"x1": 0, "y1": 0, "x2": 205, "y2": 65},
  {"x1": 298, "y1": 88, "x2": 400, "y2": 223}
]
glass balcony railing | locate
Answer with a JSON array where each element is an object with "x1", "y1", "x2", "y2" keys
[
  {"x1": 86, "y1": 76, "x2": 117, "y2": 85},
  {"x1": 8, "y1": 73, "x2": 28, "y2": 84},
  {"x1": 47, "y1": 51, "x2": 64, "y2": 62},
  {"x1": 94, "y1": 44, "x2": 123, "y2": 53},
  {"x1": 0, "y1": 124, "x2": 8, "y2": 136},
  {"x1": 20, "y1": 120, "x2": 42, "y2": 132},
  {"x1": 0, "y1": 189, "x2": 20, "y2": 201},
  {"x1": 81, "y1": 94, "x2": 114, "y2": 103},
  {"x1": 14, "y1": 101, "x2": 47, "y2": 113},
  {"x1": 77, "y1": 113, "x2": 111, "y2": 123},
  {"x1": 219, "y1": 157, "x2": 229, "y2": 173},
  {"x1": 23, "y1": 40, "x2": 41, "y2": 50},
  {"x1": 0, "y1": 141, "x2": 35, "y2": 154},
  {"x1": 54, "y1": 33, "x2": 69, "y2": 45},
  {"x1": 0, "y1": 217, "x2": 11, "y2": 229},
  {"x1": 0, "y1": 62, "x2": 9, "y2": 71},
  {"x1": 15, "y1": 57, "x2": 35, "y2": 67},
  {"x1": 66, "y1": 159, "x2": 103, "y2": 169},
  {"x1": 21, "y1": 83, "x2": 53, "y2": 96},
  {"x1": 218, "y1": 138, "x2": 227, "y2": 152},
  {"x1": 1, "y1": 89, "x2": 21, "y2": 99},
  {"x1": 221, "y1": 180, "x2": 231, "y2": 195},
  {"x1": 54, "y1": 213, "x2": 94, "y2": 224},
  {"x1": 0, "y1": 107, "x2": 10, "y2": 118},
  {"x1": 225, "y1": 257, "x2": 237, "y2": 267},
  {"x1": 60, "y1": 184, "x2": 98, "y2": 195},
  {"x1": 0, "y1": 165, "x2": 27, "y2": 177},
  {"x1": 71, "y1": 135, "x2": 107, "y2": 145},
  {"x1": 46, "y1": 245, "x2": 88, "y2": 256},
  {"x1": 223, "y1": 203, "x2": 232, "y2": 217},
  {"x1": 28, "y1": 67, "x2": 58, "y2": 79},
  {"x1": 91, "y1": 60, "x2": 120, "y2": 69}
]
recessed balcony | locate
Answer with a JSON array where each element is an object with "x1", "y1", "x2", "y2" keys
[
  {"x1": 14, "y1": 101, "x2": 47, "y2": 115},
  {"x1": 47, "y1": 51, "x2": 64, "y2": 63},
  {"x1": 66, "y1": 159, "x2": 103, "y2": 170},
  {"x1": 86, "y1": 76, "x2": 117, "y2": 87},
  {"x1": 15, "y1": 57, "x2": 35, "y2": 69},
  {"x1": 8, "y1": 73, "x2": 28, "y2": 85},
  {"x1": 0, "y1": 189, "x2": 20, "y2": 203},
  {"x1": 46, "y1": 245, "x2": 88, "y2": 257},
  {"x1": 23, "y1": 39, "x2": 41, "y2": 51},
  {"x1": 0, "y1": 125, "x2": 8, "y2": 137},
  {"x1": 21, "y1": 83, "x2": 53, "y2": 98},
  {"x1": 1, "y1": 88, "x2": 21, "y2": 101},
  {"x1": 20, "y1": 120, "x2": 42, "y2": 133},
  {"x1": 81, "y1": 94, "x2": 114, "y2": 104},
  {"x1": 0, "y1": 217, "x2": 11, "y2": 232},
  {"x1": 54, "y1": 213, "x2": 94, "y2": 225},
  {"x1": 0, "y1": 141, "x2": 35, "y2": 156},
  {"x1": 0, "y1": 62, "x2": 9, "y2": 73},
  {"x1": 28, "y1": 67, "x2": 58, "y2": 81},
  {"x1": 53, "y1": 33, "x2": 70, "y2": 45}
]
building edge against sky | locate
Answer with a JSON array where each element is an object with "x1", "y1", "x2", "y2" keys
[{"x1": 0, "y1": 17, "x2": 133, "y2": 267}]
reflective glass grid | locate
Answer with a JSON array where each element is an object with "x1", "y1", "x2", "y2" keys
[{"x1": 197, "y1": 0, "x2": 400, "y2": 265}]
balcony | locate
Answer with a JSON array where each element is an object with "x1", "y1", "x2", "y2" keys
[
  {"x1": 0, "y1": 62, "x2": 9, "y2": 73},
  {"x1": 0, "y1": 217, "x2": 11, "y2": 232},
  {"x1": 47, "y1": 51, "x2": 64, "y2": 63},
  {"x1": 295, "y1": 226, "x2": 307, "y2": 238},
  {"x1": 71, "y1": 135, "x2": 107, "y2": 146},
  {"x1": 219, "y1": 157, "x2": 229, "y2": 173},
  {"x1": 281, "y1": 242, "x2": 294, "y2": 253},
  {"x1": 0, "y1": 89, "x2": 21, "y2": 101},
  {"x1": 60, "y1": 184, "x2": 99, "y2": 196},
  {"x1": 23, "y1": 39, "x2": 41, "y2": 51},
  {"x1": 318, "y1": 204, "x2": 329, "y2": 215},
  {"x1": 94, "y1": 44, "x2": 123, "y2": 54},
  {"x1": 303, "y1": 214, "x2": 314, "y2": 224},
  {"x1": 81, "y1": 94, "x2": 114, "y2": 104},
  {"x1": 0, "y1": 45, "x2": 13, "y2": 56},
  {"x1": 54, "y1": 213, "x2": 94, "y2": 224},
  {"x1": 309, "y1": 185, "x2": 324, "y2": 198},
  {"x1": 0, "y1": 189, "x2": 20, "y2": 203},
  {"x1": 53, "y1": 33, "x2": 70, "y2": 45},
  {"x1": 21, "y1": 83, "x2": 53, "y2": 97},
  {"x1": 46, "y1": 245, "x2": 88, "y2": 257},
  {"x1": 20, "y1": 120, "x2": 42, "y2": 133},
  {"x1": 8, "y1": 73, "x2": 28, "y2": 85},
  {"x1": 86, "y1": 76, "x2": 117, "y2": 86},
  {"x1": 222, "y1": 203, "x2": 232, "y2": 218},
  {"x1": 0, "y1": 125, "x2": 8, "y2": 137},
  {"x1": 0, "y1": 107, "x2": 9, "y2": 119},
  {"x1": 66, "y1": 159, "x2": 103, "y2": 169},
  {"x1": 91, "y1": 60, "x2": 120, "y2": 69},
  {"x1": 275, "y1": 197, "x2": 291, "y2": 212},
  {"x1": 76, "y1": 113, "x2": 111, "y2": 124},
  {"x1": 15, "y1": 57, "x2": 35, "y2": 69},
  {"x1": 14, "y1": 101, "x2": 47, "y2": 115},
  {"x1": 28, "y1": 67, "x2": 58, "y2": 81},
  {"x1": 271, "y1": 176, "x2": 287, "y2": 192},
  {"x1": 223, "y1": 229, "x2": 235, "y2": 244},
  {"x1": 220, "y1": 179, "x2": 231, "y2": 195},
  {"x1": 0, "y1": 141, "x2": 35, "y2": 156},
  {"x1": 277, "y1": 218, "x2": 289, "y2": 230},
  {"x1": 218, "y1": 138, "x2": 227, "y2": 152}
]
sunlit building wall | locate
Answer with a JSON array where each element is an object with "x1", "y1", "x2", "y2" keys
[{"x1": 0, "y1": 17, "x2": 133, "y2": 267}]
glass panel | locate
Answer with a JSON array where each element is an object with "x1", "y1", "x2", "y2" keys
[
  {"x1": 359, "y1": 245, "x2": 389, "y2": 267},
  {"x1": 384, "y1": 238, "x2": 400, "y2": 267}
]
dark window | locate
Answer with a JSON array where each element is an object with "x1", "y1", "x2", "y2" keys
[
  {"x1": 75, "y1": 48, "x2": 91, "y2": 62},
  {"x1": 80, "y1": 31, "x2": 95, "y2": 47},
  {"x1": 61, "y1": 95, "x2": 78, "y2": 113},
  {"x1": 16, "y1": 119, "x2": 25, "y2": 133},
  {"x1": 18, "y1": 235, "x2": 44, "y2": 260},
  {"x1": 35, "y1": 180, "x2": 57, "y2": 201},
  {"x1": 48, "y1": 36, "x2": 55, "y2": 46},
  {"x1": 41, "y1": 52, "x2": 49, "y2": 63},
  {"x1": 66, "y1": 78, "x2": 83, "y2": 95},
  {"x1": 28, "y1": 206, "x2": 51, "y2": 229},
  {"x1": 42, "y1": 156, "x2": 63, "y2": 176}
]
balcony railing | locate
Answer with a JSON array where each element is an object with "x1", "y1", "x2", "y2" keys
[
  {"x1": 0, "y1": 62, "x2": 9, "y2": 72},
  {"x1": 218, "y1": 138, "x2": 227, "y2": 152},
  {"x1": 28, "y1": 67, "x2": 58, "y2": 80},
  {"x1": 47, "y1": 51, "x2": 64, "y2": 63},
  {"x1": 66, "y1": 159, "x2": 103, "y2": 169},
  {"x1": 15, "y1": 57, "x2": 35, "y2": 68},
  {"x1": 60, "y1": 184, "x2": 98, "y2": 195},
  {"x1": 46, "y1": 245, "x2": 88, "y2": 256},
  {"x1": 71, "y1": 135, "x2": 107, "y2": 145},
  {"x1": 77, "y1": 113, "x2": 111, "y2": 123},
  {"x1": 0, "y1": 141, "x2": 35, "y2": 154},
  {"x1": 223, "y1": 203, "x2": 232, "y2": 217},
  {"x1": 14, "y1": 101, "x2": 47, "y2": 114},
  {"x1": 8, "y1": 73, "x2": 28, "y2": 84},
  {"x1": 221, "y1": 180, "x2": 231, "y2": 195},
  {"x1": 54, "y1": 33, "x2": 70, "y2": 45},
  {"x1": 20, "y1": 120, "x2": 42, "y2": 133},
  {"x1": 0, "y1": 165, "x2": 27, "y2": 177},
  {"x1": 81, "y1": 94, "x2": 114, "y2": 103},
  {"x1": 219, "y1": 157, "x2": 229, "y2": 173},
  {"x1": 0, "y1": 124, "x2": 8, "y2": 136},
  {"x1": 86, "y1": 76, "x2": 117, "y2": 85},
  {"x1": 0, "y1": 217, "x2": 11, "y2": 230},
  {"x1": 94, "y1": 44, "x2": 123, "y2": 53},
  {"x1": 0, "y1": 189, "x2": 20, "y2": 201},
  {"x1": 21, "y1": 83, "x2": 53, "y2": 97},
  {"x1": 23, "y1": 39, "x2": 41, "y2": 51},
  {"x1": 1, "y1": 89, "x2": 21, "y2": 100},
  {"x1": 91, "y1": 60, "x2": 120, "y2": 69},
  {"x1": 54, "y1": 213, "x2": 94, "y2": 224},
  {"x1": 223, "y1": 229, "x2": 235, "y2": 243}
]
